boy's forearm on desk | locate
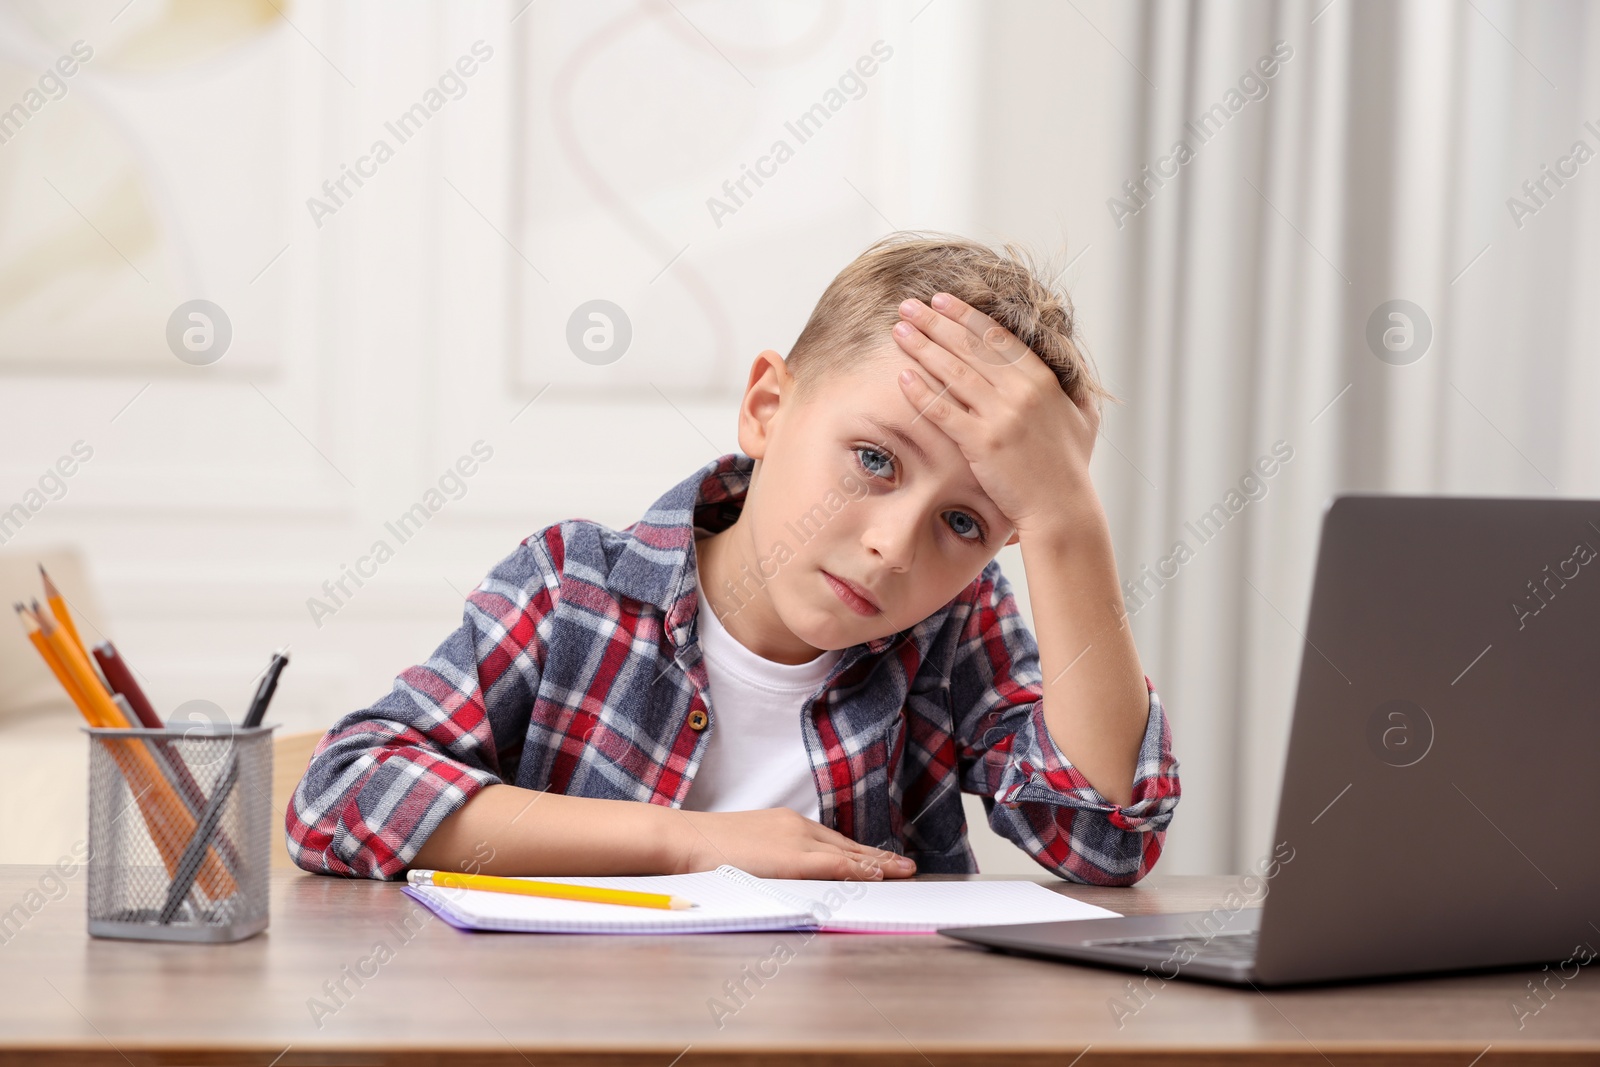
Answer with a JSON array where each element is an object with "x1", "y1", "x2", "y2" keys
[{"x1": 409, "y1": 784, "x2": 684, "y2": 876}]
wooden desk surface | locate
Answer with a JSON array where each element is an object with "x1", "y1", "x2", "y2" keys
[{"x1": 1, "y1": 864, "x2": 1595, "y2": 1066}]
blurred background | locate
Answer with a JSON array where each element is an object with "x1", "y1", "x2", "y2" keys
[{"x1": 2, "y1": 0, "x2": 1596, "y2": 876}]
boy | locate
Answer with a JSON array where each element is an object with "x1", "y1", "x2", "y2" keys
[{"x1": 287, "y1": 232, "x2": 1180, "y2": 885}]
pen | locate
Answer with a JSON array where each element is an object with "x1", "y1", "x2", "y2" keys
[
  {"x1": 158, "y1": 649, "x2": 289, "y2": 922},
  {"x1": 92, "y1": 641, "x2": 164, "y2": 729},
  {"x1": 407, "y1": 869, "x2": 696, "y2": 911},
  {"x1": 243, "y1": 649, "x2": 288, "y2": 728}
]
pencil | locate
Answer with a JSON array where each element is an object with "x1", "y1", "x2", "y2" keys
[
  {"x1": 406, "y1": 869, "x2": 696, "y2": 911},
  {"x1": 31, "y1": 601, "x2": 129, "y2": 728},
  {"x1": 16, "y1": 604, "x2": 98, "y2": 723},
  {"x1": 39, "y1": 566, "x2": 88, "y2": 661}
]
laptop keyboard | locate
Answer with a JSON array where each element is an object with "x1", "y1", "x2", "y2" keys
[{"x1": 1088, "y1": 930, "x2": 1259, "y2": 963}]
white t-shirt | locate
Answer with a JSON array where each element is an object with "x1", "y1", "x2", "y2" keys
[{"x1": 681, "y1": 579, "x2": 840, "y2": 820}]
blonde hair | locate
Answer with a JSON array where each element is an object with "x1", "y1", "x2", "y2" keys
[{"x1": 785, "y1": 231, "x2": 1114, "y2": 409}]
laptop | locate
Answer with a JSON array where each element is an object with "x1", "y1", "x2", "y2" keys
[{"x1": 942, "y1": 495, "x2": 1600, "y2": 987}]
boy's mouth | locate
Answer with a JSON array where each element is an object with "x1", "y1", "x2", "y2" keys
[{"x1": 822, "y1": 570, "x2": 882, "y2": 616}]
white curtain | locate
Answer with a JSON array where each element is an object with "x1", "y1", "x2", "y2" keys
[{"x1": 985, "y1": 0, "x2": 1600, "y2": 874}]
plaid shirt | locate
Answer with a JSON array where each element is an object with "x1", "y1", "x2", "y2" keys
[{"x1": 287, "y1": 452, "x2": 1181, "y2": 884}]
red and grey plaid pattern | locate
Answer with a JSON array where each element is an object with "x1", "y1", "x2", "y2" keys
[{"x1": 286, "y1": 452, "x2": 1181, "y2": 884}]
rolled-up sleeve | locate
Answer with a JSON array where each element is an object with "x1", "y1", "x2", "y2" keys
[
  {"x1": 285, "y1": 532, "x2": 559, "y2": 880},
  {"x1": 951, "y1": 558, "x2": 1181, "y2": 885}
]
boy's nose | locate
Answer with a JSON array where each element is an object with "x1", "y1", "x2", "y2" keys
[{"x1": 861, "y1": 522, "x2": 916, "y2": 573}]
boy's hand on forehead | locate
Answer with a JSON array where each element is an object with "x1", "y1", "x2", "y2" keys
[{"x1": 890, "y1": 292, "x2": 1101, "y2": 536}]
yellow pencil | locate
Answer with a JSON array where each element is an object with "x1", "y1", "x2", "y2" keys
[
  {"x1": 39, "y1": 566, "x2": 88, "y2": 659},
  {"x1": 406, "y1": 869, "x2": 695, "y2": 910},
  {"x1": 30, "y1": 601, "x2": 128, "y2": 729},
  {"x1": 17, "y1": 604, "x2": 100, "y2": 723}
]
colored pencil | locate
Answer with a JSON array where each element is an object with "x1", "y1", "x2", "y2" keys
[{"x1": 406, "y1": 869, "x2": 696, "y2": 910}]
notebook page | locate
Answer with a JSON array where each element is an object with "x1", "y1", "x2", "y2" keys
[
  {"x1": 764, "y1": 878, "x2": 1122, "y2": 933},
  {"x1": 402, "y1": 870, "x2": 812, "y2": 934}
]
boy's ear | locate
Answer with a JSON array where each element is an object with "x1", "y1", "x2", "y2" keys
[{"x1": 737, "y1": 350, "x2": 790, "y2": 460}]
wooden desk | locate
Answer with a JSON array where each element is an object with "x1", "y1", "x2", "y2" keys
[{"x1": 1, "y1": 864, "x2": 1595, "y2": 1065}]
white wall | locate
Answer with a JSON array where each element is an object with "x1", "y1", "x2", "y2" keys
[{"x1": 2, "y1": 0, "x2": 1064, "y2": 873}]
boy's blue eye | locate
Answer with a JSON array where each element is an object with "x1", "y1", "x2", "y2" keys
[
  {"x1": 856, "y1": 446, "x2": 894, "y2": 479},
  {"x1": 946, "y1": 511, "x2": 983, "y2": 541},
  {"x1": 852, "y1": 446, "x2": 987, "y2": 545}
]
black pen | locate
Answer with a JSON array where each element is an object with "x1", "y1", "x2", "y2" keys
[
  {"x1": 159, "y1": 648, "x2": 289, "y2": 923},
  {"x1": 243, "y1": 648, "x2": 288, "y2": 728}
]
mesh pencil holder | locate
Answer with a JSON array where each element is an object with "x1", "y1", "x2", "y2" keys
[{"x1": 82, "y1": 723, "x2": 276, "y2": 943}]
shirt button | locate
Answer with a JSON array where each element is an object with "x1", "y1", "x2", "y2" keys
[{"x1": 688, "y1": 708, "x2": 709, "y2": 731}]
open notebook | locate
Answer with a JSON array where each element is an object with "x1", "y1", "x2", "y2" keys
[{"x1": 401, "y1": 864, "x2": 1121, "y2": 934}]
